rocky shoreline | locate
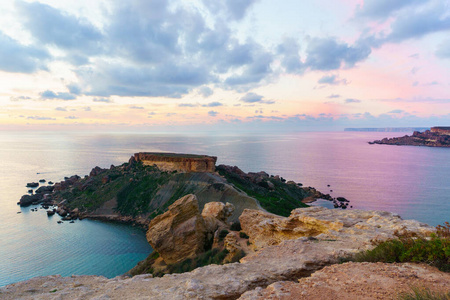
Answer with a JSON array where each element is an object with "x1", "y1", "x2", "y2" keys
[
  {"x1": 369, "y1": 128, "x2": 450, "y2": 147},
  {"x1": 2, "y1": 203, "x2": 444, "y2": 299}
]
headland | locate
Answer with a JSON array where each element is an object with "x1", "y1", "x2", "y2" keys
[
  {"x1": 369, "y1": 126, "x2": 450, "y2": 147},
  {"x1": 6, "y1": 152, "x2": 449, "y2": 299}
]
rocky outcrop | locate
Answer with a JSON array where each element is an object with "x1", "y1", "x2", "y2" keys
[
  {"x1": 134, "y1": 152, "x2": 217, "y2": 173},
  {"x1": 0, "y1": 207, "x2": 437, "y2": 300},
  {"x1": 240, "y1": 206, "x2": 434, "y2": 251},
  {"x1": 146, "y1": 194, "x2": 207, "y2": 265},
  {"x1": 239, "y1": 262, "x2": 450, "y2": 300},
  {"x1": 369, "y1": 129, "x2": 450, "y2": 147},
  {"x1": 146, "y1": 194, "x2": 237, "y2": 265}
]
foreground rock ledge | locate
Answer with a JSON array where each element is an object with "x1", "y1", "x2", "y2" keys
[{"x1": 0, "y1": 207, "x2": 436, "y2": 300}]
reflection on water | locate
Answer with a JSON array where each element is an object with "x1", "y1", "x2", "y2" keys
[{"x1": 0, "y1": 131, "x2": 449, "y2": 286}]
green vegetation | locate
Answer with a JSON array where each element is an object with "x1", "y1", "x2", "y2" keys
[
  {"x1": 217, "y1": 165, "x2": 308, "y2": 217},
  {"x1": 239, "y1": 232, "x2": 249, "y2": 239},
  {"x1": 116, "y1": 171, "x2": 170, "y2": 217},
  {"x1": 353, "y1": 222, "x2": 450, "y2": 272},
  {"x1": 397, "y1": 286, "x2": 450, "y2": 300},
  {"x1": 218, "y1": 229, "x2": 229, "y2": 241}
]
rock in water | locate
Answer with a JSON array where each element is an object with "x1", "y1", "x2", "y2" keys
[{"x1": 146, "y1": 194, "x2": 207, "y2": 264}]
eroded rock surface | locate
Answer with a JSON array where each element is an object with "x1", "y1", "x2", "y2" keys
[
  {"x1": 146, "y1": 194, "x2": 207, "y2": 264},
  {"x1": 240, "y1": 206, "x2": 434, "y2": 251},
  {"x1": 1, "y1": 207, "x2": 437, "y2": 300},
  {"x1": 239, "y1": 262, "x2": 450, "y2": 300}
]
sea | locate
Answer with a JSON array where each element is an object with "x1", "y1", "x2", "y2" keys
[{"x1": 0, "y1": 131, "x2": 449, "y2": 287}]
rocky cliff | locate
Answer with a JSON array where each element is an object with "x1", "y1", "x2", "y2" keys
[
  {"x1": 369, "y1": 128, "x2": 450, "y2": 147},
  {"x1": 2, "y1": 205, "x2": 441, "y2": 300}
]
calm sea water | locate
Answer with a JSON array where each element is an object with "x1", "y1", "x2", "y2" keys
[{"x1": 0, "y1": 131, "x2": 449, "y2": 286}]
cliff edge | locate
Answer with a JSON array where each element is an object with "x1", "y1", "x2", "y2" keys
[{"x1": 2, "y1": 206, "x2": 443, "y2": 300}]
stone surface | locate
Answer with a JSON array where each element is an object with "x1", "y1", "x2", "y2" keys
[
  {"x1": 201, "y1": 202, "x2": 235, "y2": 222},
  {"x1": 239, "y1": 262, "x2": 450, "y2": 300},
  {"x1": 146, "y1": 194, "x2": 207, "y2": 264},
  {"x1": 240, "y1": 206, "x2": 434, "y2": 251},
  {"x1": 1, "y1": 207, "x2": 437, "y2": 300}
]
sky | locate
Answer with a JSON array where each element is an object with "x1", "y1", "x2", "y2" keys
[{"x1": 1, "y1": 0, "x2": 450, "y2": 132}]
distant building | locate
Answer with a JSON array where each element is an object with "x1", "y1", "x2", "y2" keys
[{"x1": 431, "y1": 127, "x2": 450, "y2": 135}]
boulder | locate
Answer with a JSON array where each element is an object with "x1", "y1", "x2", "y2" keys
[
  {"x1": 201, "y1": 202, "x2": 234, "y2": 223},
  {"x1": 26, "y1": 182, "x2": 39, "y2": 188},
  {"x1": 35, "y1": 185, "x2": 54, "y2": 194},
  {"x1": 19, "y1": 194, "x2": 43, "y2": 207},
  {"x1": 90, "y1": 166, "x2": 106, "y2": 177},
  {"x1": 146, "y1": 194, "x2": 207, "y2": 264}
]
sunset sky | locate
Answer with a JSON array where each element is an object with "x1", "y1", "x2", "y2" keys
[{"x1": 1, "y1": 0, "x2": 450, "y2": 132}]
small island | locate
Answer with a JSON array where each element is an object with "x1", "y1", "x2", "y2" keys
[{"x1": 369, "y1": 127, "x2": 450, "y2": 147}]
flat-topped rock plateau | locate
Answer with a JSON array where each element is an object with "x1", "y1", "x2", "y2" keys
[{"x1": 2, "y1": 206, "x2": 445, "y2": 300}]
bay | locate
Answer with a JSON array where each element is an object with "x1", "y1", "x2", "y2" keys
[{"x1": 0, "y1": 131, "x2": 449, "y2": 287}]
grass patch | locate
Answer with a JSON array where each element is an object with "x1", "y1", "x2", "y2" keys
[
  {"x1": 398, "y1": 286, "x2": 450, "y2": 300},
  {"x1": 353, "y1": 222, "x2": 450, "y2": 272},
  {"x1": 217, "y1": 165, "x2": 308, "y2": 217}
]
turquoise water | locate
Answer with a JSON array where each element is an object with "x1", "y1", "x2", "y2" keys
[{"x1": 0, "y1": 131, "x2": 449, "y2": 287}]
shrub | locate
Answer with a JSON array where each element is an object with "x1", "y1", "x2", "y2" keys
[
  {"x1": 230, "y1": 222, "x2": 242, "y2": 231},
  {"x1": 218, "y1": 229, "x2": 229, "y2": 241},
  {"x1": 354, "y1": 222, "x2": 450, "y2": 272},
  {"x1": 239, "y1": 232, "x2": 249, "y2": 239},
  {"x1": 397, "y1": 286, "x2": 450, "y2": 300}
]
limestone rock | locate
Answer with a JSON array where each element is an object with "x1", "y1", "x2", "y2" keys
[
  {"x1": 146, "y1": 194, "x2": 207, "y2": 264},
  {"x1": 1, "y1": 207, "x2": 437, "y2": 300},
  {"x1": 223, "y1": 232, "x2": 243, "y2": 263},
  {"x1": 240, "y1": 206, "x2": 434, "y2": 250},
  {"x1": 239, "y1": 262, "x2": 450, "y2": 300},
  {"x1": 201, "y1": 202, "x2": 235, "y2": 234},
  {"x1": 201, "y1": 202, "x2": 235, "y2": 222}
]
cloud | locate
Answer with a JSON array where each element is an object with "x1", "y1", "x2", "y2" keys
[
  {"x1": 65, "y1": 116, "x2": 78, "y2": 119},
  {"x1": 40, "y1": 90, "x2": 76, "y2": 100},
  {"x1": 0, "y1": 31, "x2": 49, "y2": 73},
  {"x1": 16, "y1": 1, "x2": 102, "y2": 57},
  {"x1": 202, "y1": 102, "x2": 223, "y2": 107},
  {"x1": 305, "y1": 37, "x2": 371, "y2": 70},
  {"x1": 179, "y1": 103, "x2": 198, "y2": 107},
  {"x1": 130, "y1": 105, "x2": 144, "y2": 109},
  {"x1": 355, "y1": 0, "x2": 423, "y2": 20},
  {"x1": 277, "y1": 38, "x2": 303, "y2": 73},
  {"x1": 327, "y1": 94, "x2": 341, "y2": 99},
  {"x1": 388, "y1": 109, "x2": 404, "y2": 114},
  {"x1": 83, "y1": 107, "x2": 91, "y2": 111},
  {"x1": 10, "y1": 96, "x2": 32, "y2": 101},
  {"x1": 345, "y1": 98, "x2": 362, "y2": 104},
  {"x1": 198, "y1": 86, "x2": 213, "y2": 98},
  {"x1": 240, "y1": 92, "x2": 274, "y2": 104},
  {"x1": 202, "y1": 0, "x2": 259, "y2": 21},
  {"x1": 208, "y1": 110, "x2": 218, "y2": 117},
  {"x1": 93, "y1": 97, "x2": 112, "y2": 103},
  {"x1": 436, "y1": 39, "x2": 450, "y2": 58},
  {"x1": 55, "y1": 107, "x2": 67, "y2": 111},
  {"x1": 27, "y1": 116, "x2": 56, "y2": 120},
  {"x1": 318, "y1": 75, "x2": 348, "y2": 85},
  {"x1": 385, "y1": 3, "x2": 450, "y2": 43},
  {"x1": 67, "y1": 84, "x2": 82, "y2": 95}
]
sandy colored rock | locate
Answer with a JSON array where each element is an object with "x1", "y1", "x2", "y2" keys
[
  {"x1": 146, "y1": 194, "x2": 206, "y2": 264},
  {"x1": 201, "y1": 202, "x2": 234, "y2": 222},
  {"x1": 1, "y1": 207, "x2": 437, "y2": 300},
  {"x1": 240, "y1": 206, "x2": 434, "y2": 250},
  {"x1": 239, "y1": 262, "x2": 450, "y2": 300}
]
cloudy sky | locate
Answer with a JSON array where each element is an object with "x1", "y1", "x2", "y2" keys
[{"x1": 1, "y1": 0, "x2": 450, "y2": 131}]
